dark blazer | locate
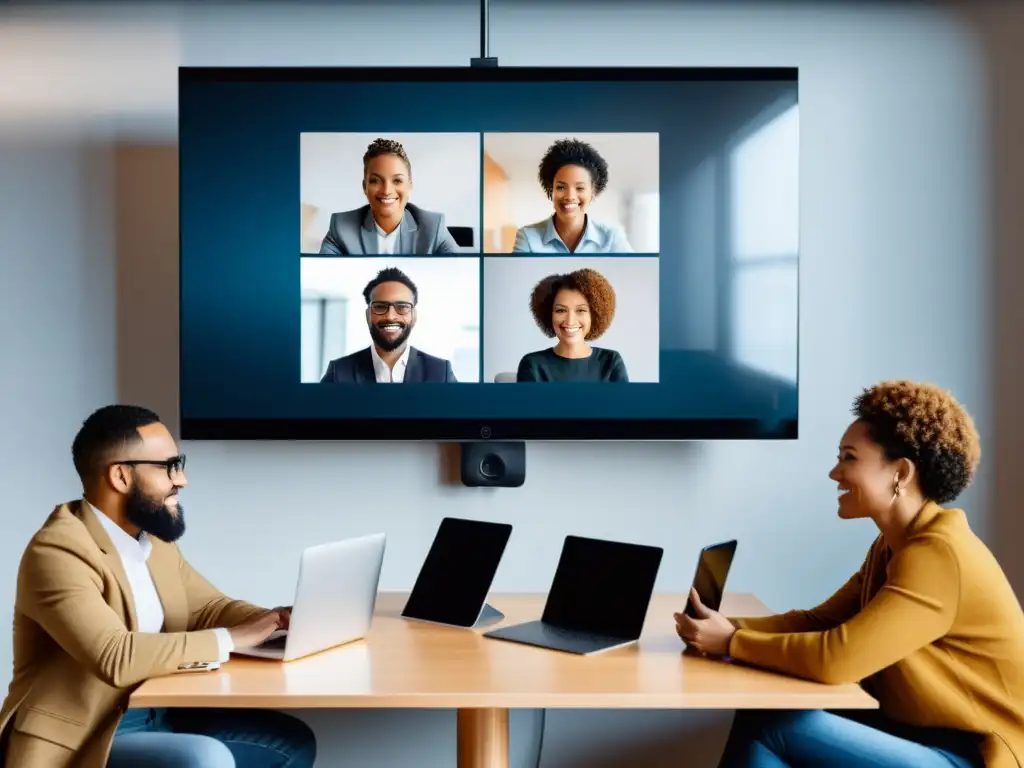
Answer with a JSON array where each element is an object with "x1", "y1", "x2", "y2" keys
[
  {"x1": 318, "y1": 202, "x2": 459, "y2": 255},
  {"x1": 320, "y1": 346, "x2": 457, "y2": 383}
]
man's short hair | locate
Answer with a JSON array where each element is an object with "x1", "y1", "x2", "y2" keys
[
  {"x1": 71, "y1": 405, "x2": 161, "y2": 488},
  {"x1": 362, "y1": 267, "x2": 418, "y2": 305}
]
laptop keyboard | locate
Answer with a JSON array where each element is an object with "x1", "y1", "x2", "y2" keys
[
  {"x1": 256, "y1": 633, "x2": 288, "y2": 650},
  {"x1": 538, "y1": 624, "x2": 629, "y2": 651},
  {"x1": 486, "y1": 620, "x2": 629, "y2": 654},
  {"x1": 538, "y1": 625, "x2": 596, "y2": 643}
]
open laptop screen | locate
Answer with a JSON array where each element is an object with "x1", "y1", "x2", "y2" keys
[{"x1": 541, "y1": 535, "x2": 663, "y2": 639}]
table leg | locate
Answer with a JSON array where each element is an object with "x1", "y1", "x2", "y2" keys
[{"x1": 457, "y1": 707, "x2": 509, "y2": 768}]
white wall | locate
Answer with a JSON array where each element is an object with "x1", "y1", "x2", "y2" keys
[
  {"x1": 0, "y1": 2, "x2": 996, "y2": 767},
  {"x1": 300, "y1": 132, "x2": 481, "y2": 253},
  {"x1": 482, "y1": 257, "x2": 660, "y2": 382}
]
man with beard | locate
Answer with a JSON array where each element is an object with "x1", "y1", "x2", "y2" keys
[
  {"x1": 319, "y1": 266, "x2": 457, "y2": 383},
  {"x1": 0, "y1": 405, "x2": 317, "y2": 768}
]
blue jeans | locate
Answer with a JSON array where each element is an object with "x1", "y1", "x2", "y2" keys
[
  {"x1": 109, "y1": 706, "x2": 316, "y2": 767},
  {"x1": 718, "y1": 709, "x2": 984, "y2": 768}
]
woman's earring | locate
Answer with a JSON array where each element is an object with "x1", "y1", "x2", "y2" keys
[{"x1": 890, "y1": 476, "x2": 901, "y2": 504}]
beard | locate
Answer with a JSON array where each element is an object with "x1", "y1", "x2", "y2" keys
[
  {"x1": 125, "y1": 483, "x2": 186, "y2": 542},
  {"x1": 369, "y1": 320, "x2": 413, "y2": 352}
]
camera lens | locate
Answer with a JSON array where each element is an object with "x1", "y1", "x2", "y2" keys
[{"x1": 479, "y1": 454, "x2": 504, "y2": 479}]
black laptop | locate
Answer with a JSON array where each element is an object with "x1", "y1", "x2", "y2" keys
[
  {"x1": 483, "y1": 534, "x2": 664, "y2": 655},
  {"x1": 401, "y1": 517, "x2": 513, "y2": 629},
  {"x1": 683, "y1": 539, "x2": 738, "y2": 618}
]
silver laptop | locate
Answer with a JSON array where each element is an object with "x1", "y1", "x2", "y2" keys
[{"x1": 233, "y1": 532, "x2": 386, "y2": 662}]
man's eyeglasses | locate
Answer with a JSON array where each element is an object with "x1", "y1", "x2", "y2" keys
[
  {"x1": 369, "y1": 301, "x2": 414, "y2": 316},
  {"x1": 115, "y1": 454, "x2": 187, "y2": 479}
]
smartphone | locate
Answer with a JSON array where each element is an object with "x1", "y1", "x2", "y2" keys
[{"x1": 684, "y1": 539, "x2": 738, "y2": 618}]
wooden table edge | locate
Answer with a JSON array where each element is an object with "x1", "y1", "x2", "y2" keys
[{"x1": 129, "y1": 691, "x2": 878, "y2": 710}]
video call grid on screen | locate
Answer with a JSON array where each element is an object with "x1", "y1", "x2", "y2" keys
[{"x1": 179, "y1": 67, "x2": 800, "y2": 441}]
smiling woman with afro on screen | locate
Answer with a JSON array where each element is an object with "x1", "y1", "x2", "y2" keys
[
  {"x1": 515, "y1": 268, "x2": 628, "y2": 382},
  {"x1": 675, "y1": 379, "x2": 1024, "y2": 768},
  {"x1": 512, "y1": 138, "x2": 633, "y2": 254}
]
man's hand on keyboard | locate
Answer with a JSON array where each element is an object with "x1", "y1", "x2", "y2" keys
[
  {"x1": 271, "y1": 606, "x2": 293, "y2": 630},
  {"x1": 228, "y1": 611, "x2": 283, "y2": 648}
]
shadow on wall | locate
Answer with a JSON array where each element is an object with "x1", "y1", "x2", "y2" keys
[
  {"x1": 113, "y1": 144, "x2": 181, "y2": 434},
  {"x1": 538, "y1": 709, "x2": 731, "y2": 768},
  {"x1": 959, "y1": 2, "x2": 1024, "y2": 598},
  {"x1": 293, "y1": 707, "x2": 731, "y2": 768}
]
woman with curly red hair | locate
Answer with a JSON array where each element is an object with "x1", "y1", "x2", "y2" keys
[
  {"x1": 677, "y1": 380, "x2": 1024, "y2": 768},
  {"x1": 516, "y1": 268, "x2": 629, "y2": 382}
]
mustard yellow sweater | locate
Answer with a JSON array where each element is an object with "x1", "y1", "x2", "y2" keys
[{"x1": 729, "y1": 502, "x2": 1024, "y2": 768}]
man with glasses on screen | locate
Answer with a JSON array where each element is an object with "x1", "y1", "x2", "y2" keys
[
  {"x1": 0, "y1": 405, "x2": 317, "y2": 768},
  {"x1": 319, "y1": 266, "x2": 457, "y2": 383}
]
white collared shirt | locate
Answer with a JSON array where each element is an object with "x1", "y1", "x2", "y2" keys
[
  {"x1": 375, "y1": 220, "x2": 400, "y2": 254},
  {"x1": 90, "y1": 502, "x2": 232, "y2": 665},
  {"x1": 370, "y1": 344, "x2": 410, "y2": 383}
]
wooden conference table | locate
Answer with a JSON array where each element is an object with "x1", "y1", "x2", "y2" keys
[{"x1": 131, "y1": 592, "x2": 877, "y2": 768}]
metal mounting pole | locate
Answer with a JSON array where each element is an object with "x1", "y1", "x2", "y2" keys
[{"x1": 470, "y1": 0, "x2": 498, "y2": 67}]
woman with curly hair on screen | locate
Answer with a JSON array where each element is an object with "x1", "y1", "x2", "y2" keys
[
  {"x1": 512, "y1": 138, "x2": 633, "y2": 253},
  {"x1": 516, "y1": 268, "x2": 628, "y2": 382},
  {"x1": 676, "y1": 380, "x2": 1024, "y2": 768}
]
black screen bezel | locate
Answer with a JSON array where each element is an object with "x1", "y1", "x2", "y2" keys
[{"x1": 178, "y1": 65, "x2": 799, "y2": 442}]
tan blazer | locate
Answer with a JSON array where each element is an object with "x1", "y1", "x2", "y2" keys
[
  {"x1": 731, "y1": 502, "x2": 1024, "y2": 768},
  {"x1": 0, "y1": 500, "x2": 266, "y2": 768}
]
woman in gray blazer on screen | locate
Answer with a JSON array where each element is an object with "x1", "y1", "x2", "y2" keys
[
  {"x1": 512, "y1": 138, "x2": 633, "y2": 254},
  {"x1": 318, "y1": 138, "x2": 459, "y2": 255}
]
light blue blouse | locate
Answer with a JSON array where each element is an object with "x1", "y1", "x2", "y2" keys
[{"x1": 511, "y1": 215, "x2": 634, "y2": 254}]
